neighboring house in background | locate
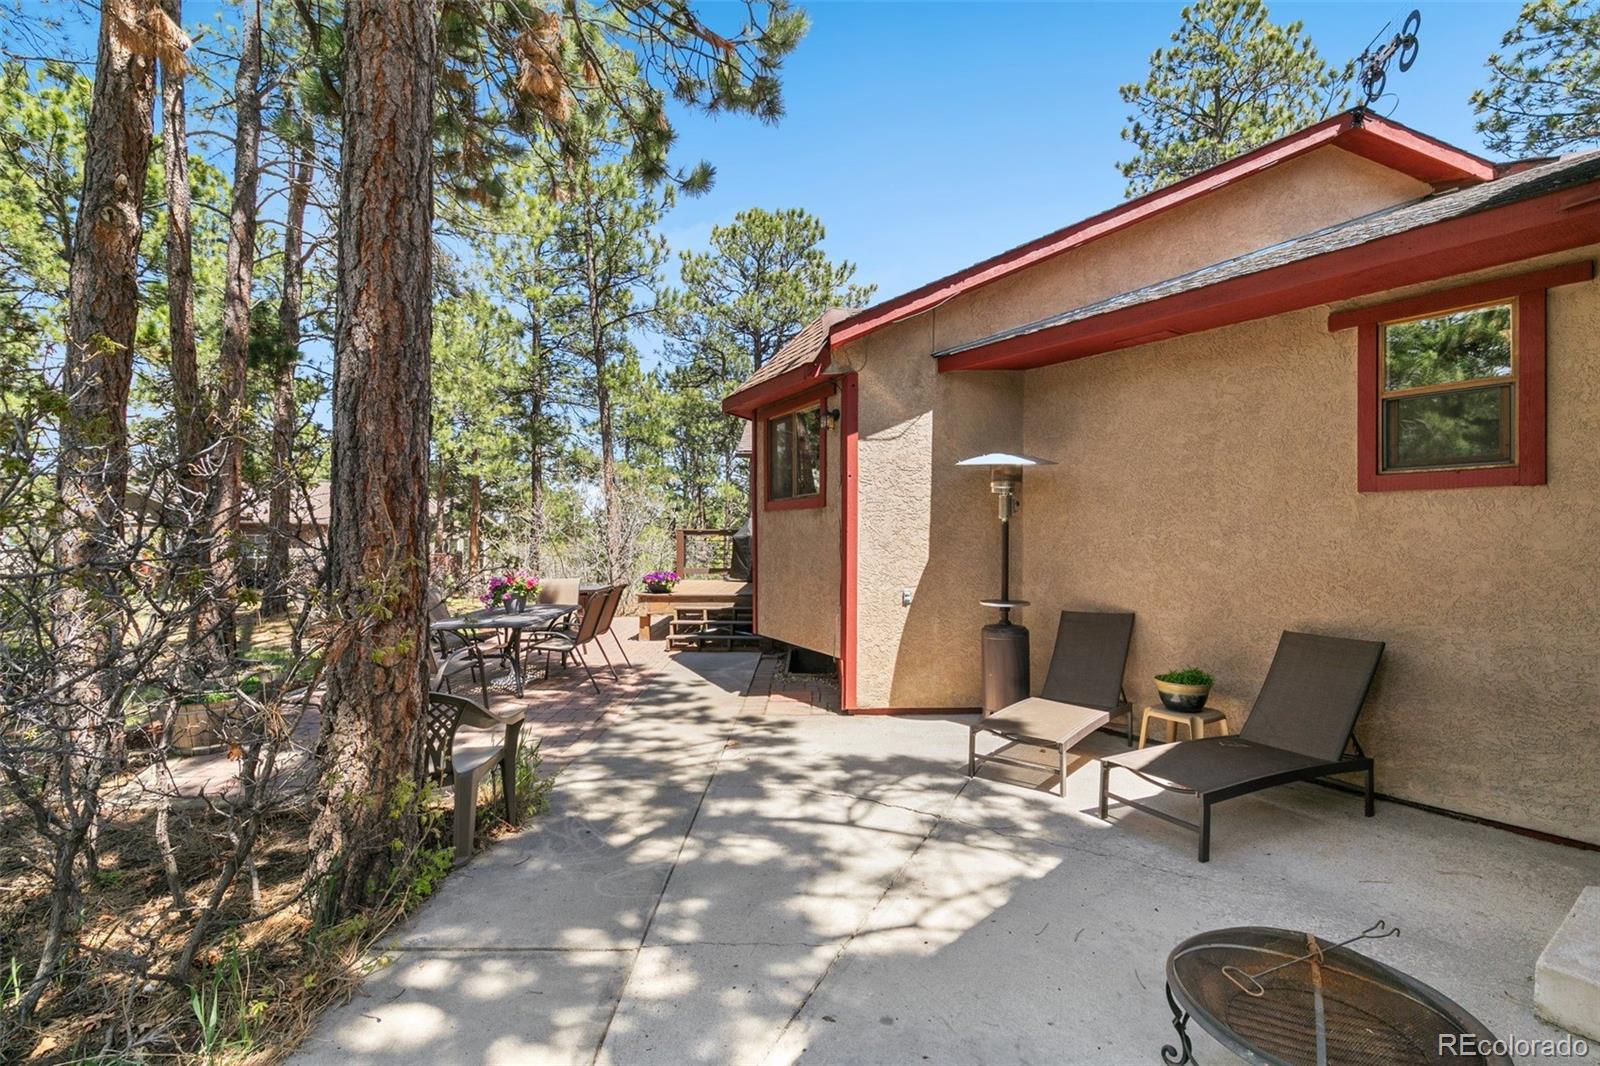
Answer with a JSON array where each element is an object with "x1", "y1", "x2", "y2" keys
[
  {"x1": 724, "y1": 109, "x2": 1600, "y2": 847},
  {"x1": 239, "y1": 482, "x2": 329, "y2": 586}
]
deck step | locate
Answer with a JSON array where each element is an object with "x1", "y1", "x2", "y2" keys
[{"x1": 1536, "y1": 886, "x2": 1600, "y2": 1041}]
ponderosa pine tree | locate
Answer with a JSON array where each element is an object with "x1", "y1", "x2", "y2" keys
[
  {"x1": 305, "y1": 0, "x2": 437, "y2": 920},
  {"x1": 195, "y1": 0, "x2": 262, "y2": 660},
  {"x1": 39, "y1": 0, "x2": 168, "y2": 1018},
  {"x1": 1473, "y1": 0, "x2": 1600, "y2": 156},
  {"x1": 549, "y1": 148, "x2": 669, "y2": 584},
  {"x1": 263, "y1": 108, "x2": 312, "y2": 619},
  {"x1": 305, "y1": 0, "x2": 805, "y2": 918},
  {"x1": 1117, "y1": 0, "x2": 1351, "y2": 196}
]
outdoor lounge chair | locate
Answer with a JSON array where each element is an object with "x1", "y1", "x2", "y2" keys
[
  {"x1": 969, "y1": 610, "x2": 1135, "y2": 797},
  {"x1": 1098, "y1": 630, "x2": 1384, "y2": 863},
  {"x1": 421, "y1": 690, "x2": 526, "y2": 866}
]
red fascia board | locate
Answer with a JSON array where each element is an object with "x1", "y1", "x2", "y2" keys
[
  {"x1": 939, "y1": 181, "x2": 1600, "y2": 373},
  {"x1": 829, "y1": 112, "x2": 1492, "y2": 352},
  {"x1": 722, "y1": 354, "x2": 831, "y2": 419},
  {"x1": 1337, "y1": 119, "x2": 1496, "y2": 185}
]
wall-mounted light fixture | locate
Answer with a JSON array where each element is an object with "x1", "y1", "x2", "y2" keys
[
  {"x1": 955, "y1": 451, "x2": 1056, "y2": 713},
  {"x1": 825, "y1": 406, "x2": 842, "y2": 428}
]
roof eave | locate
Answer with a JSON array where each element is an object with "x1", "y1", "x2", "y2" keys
[
  {"x1": 937, "y1": 178, "x2": 1600, "y2": 373},
  {"x1": 722, "y1": 350, "x2": 832, "y2": 419}
]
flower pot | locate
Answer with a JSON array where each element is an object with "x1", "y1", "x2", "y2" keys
[
  {"x1": 1155, "y1": 678, "x2": 1211, "y2": 712},
  {"x1": 644, "y1": 582, "x2": 674, "y2": 594}
]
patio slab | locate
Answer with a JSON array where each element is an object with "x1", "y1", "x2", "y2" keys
[{"x1": 295, "y1": 645, "x2": 1600, "y2": 1065}]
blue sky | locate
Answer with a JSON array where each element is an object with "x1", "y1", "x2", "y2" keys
[{"x1": 661, "y1": 1, "x2": 1522, "y2": 304}]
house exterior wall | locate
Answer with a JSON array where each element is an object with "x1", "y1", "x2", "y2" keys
[
  {"x1": 1017, "y1": 250, "x2": 1600, "y2": 844},
  {"x1": 836, "y1": 145, "x2": 1433, "y2": 709},
  {"x1": 753, "y1": 390, "x2": 842, "y2": 657}
]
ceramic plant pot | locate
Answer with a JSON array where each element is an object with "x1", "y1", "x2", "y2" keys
[{"x1": 1155, "y1": 678, "x2": 1211, "y2": 712}]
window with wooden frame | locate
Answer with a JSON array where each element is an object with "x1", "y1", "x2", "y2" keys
[
  {"x1": 765, "y1": 401, "x2": 825, "y2": 510},
  {"x1": 1330, "y1": 261, "x2": 1593, "y2": 492}
]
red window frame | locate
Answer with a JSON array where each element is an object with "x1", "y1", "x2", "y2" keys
[
  {"x1": 759, "y1": 385, "x2": 830, "y2": 512},
  {"x1": 1329, "y1": 261, "x2": 1593, "y2": 492}
]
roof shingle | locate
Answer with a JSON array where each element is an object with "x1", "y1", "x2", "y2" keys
[
  {"x1": 732, "y1": 307, "x2": 857, "y2": 393},
  {"x1": 934, "y1": 150, "x2": 1600, "y2": 360}
]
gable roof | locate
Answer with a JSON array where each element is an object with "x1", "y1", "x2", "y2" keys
[
  {"x1": 827, "y1": 111, "x2": 1493, "y2": 353},
  {"x1": 722, "y1": 111, "x2": 1496, "y2": 418},
  {"x1": 934, "y1": 150, "x2": 1600, "y2": 371}
]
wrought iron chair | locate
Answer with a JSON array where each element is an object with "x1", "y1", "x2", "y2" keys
[
  {"x1": 419, "y1": 690, "x2": 526, "y2": 866},
  {"x1": 430, "y1": 639, "x2": 492, "y2": 708}
]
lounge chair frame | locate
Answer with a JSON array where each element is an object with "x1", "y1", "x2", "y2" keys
[
  {"x1": 969, "y1": 610, "x2": 1135, "y2": 796},
  {"x1": 1098, "y1": 631, "x2": 1383, "y2": 862}
]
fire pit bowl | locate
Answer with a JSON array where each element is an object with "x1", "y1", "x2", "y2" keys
[{"x1": 1161, "y1": 925, "x2": 1512, "y2": 1066}]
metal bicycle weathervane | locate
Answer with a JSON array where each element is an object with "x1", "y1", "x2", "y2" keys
[{"x1": 1357, "y1": 8, "x2": 1422, "y2": 106}]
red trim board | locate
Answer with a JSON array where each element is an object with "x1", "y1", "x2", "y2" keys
[{"x1": 838, "y1": 373, "x2": 859, "y2": 711}]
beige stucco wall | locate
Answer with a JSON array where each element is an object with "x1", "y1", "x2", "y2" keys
[
  {"x1": 935, "y1": 146, "x2": 1431, "y2": 353},
  {"x1": 837, "y1": 145, "x2": 1433, "y2": 709},
  {"x1": 753, "y1": 392, "x2": 842, "y2": 657},
  {"x1": 1016, "y1": 253, "x2": 1600, "y2": 844}
]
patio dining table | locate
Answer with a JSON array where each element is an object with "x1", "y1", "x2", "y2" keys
[{"x1": 431, "y1": 604, "x2": 578, "y2": 698}]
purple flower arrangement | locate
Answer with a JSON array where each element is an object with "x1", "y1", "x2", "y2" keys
[
  {"x1": 641, "y1": 570, "x2": 680, "y2": 593},
  {"x1": 484, "y1": 572, "x2": 540, "y2": 609}
]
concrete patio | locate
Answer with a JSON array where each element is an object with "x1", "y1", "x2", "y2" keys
[{"x1": 293, "y1": 642, "x2": 1600, "y2": 1065}]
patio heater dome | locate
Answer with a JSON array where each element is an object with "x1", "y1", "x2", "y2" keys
[{"x1": 956, "y1": 450, "x2": 1055, "y2": 714}]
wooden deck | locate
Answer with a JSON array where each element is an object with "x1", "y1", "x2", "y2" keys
[{"x1": 636, "y1": 579, "x2": 754, "y2": 648}]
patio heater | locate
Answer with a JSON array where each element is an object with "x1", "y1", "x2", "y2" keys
[{"x1": 956, "y1": 452, "x2": 1056, "y2": 714}]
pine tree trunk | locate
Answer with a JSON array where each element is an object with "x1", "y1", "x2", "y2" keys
[
  {"x1": 263, "y1": 128, "x2": 311, "y2": 619},
  {"x1": 39, "y1": 0, "x2": 156, "y2": 1017},
  {"x1": 195, "y1": 0, "x2": 262, "y2": 659},
  {"x1": 160, "y1": 0, "x2": 204, "y2": 537},
  {"x1": 581, "y1": 218, "x2": 622, "y2": 584},
  {"x1": 525, "y1": 317, "x2": 544, "y2": 575},
  {"x1": 467, "y1": 460, "x2": 481, "y2": 574},
  {"x1": 307, "y1": 0, "x2": 435, "y2": 921}
]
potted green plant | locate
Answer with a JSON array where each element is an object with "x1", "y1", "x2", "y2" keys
[{"x1": 1154, "y1": 667, "x2": 1214, "y2": 712}]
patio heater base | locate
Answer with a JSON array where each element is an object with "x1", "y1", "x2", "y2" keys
[{"x1": 981, "y1": 620, "x2": 1029, "y2": 714}]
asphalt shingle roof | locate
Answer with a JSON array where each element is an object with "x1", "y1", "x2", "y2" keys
[
  {"x1": 732, "y1": 306, "x2": 857, "y2": 393},
  {"x1": 933, "y1": 150, "x2": 1600, "y2": 360}
]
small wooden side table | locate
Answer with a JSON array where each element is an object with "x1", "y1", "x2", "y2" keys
[{"x1": 1138, "y1": 706, "x2": 1229, "y2": 749}]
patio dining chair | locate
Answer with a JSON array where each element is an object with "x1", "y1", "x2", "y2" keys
[
  {"x1": 969, "y1": 610, "x2": 1135, "y2": 796},
  {"x1": 430, "y1": 642, "x2": 492, "y2": 709},
  {"x1": 1098, "y1": 630, "x2": 1384, "y2": 862},
  {"x1": 537, "y1": 577, "x2": 580, "y2": 606},
  {"x1": 420, "y1": 690, "x2": 527, "y2": 866},
  {"x1": 590, "y1": 581, "x2": 631, "y2": 668},
  {"x1": 523, "y1": 584, "x2": 620, "y2": 694}
]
